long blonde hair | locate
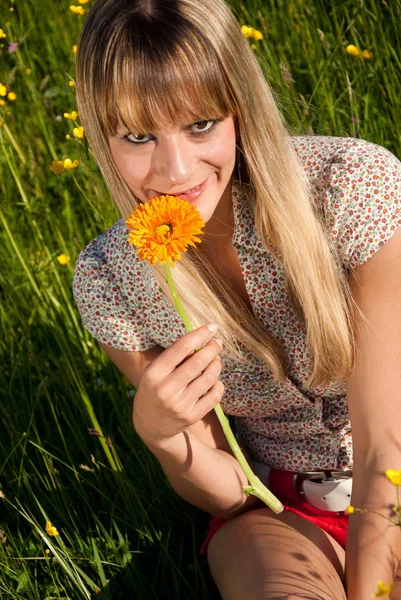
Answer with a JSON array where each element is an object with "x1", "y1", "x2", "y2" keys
[{"x1": 76, "y1": 0, "x2": 358, "y2": 388}]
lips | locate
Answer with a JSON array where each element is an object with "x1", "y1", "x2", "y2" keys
[
  {"x1": 175, "y1": 179, "x2": 208, "y2": 196},
  {"x1": 149, "y1": 174, "x2": 213, "y2": 203}
]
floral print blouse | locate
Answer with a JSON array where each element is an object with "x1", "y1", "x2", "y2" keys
[{"x1": 73, "y1": 136, "x2": 401, "y2": 471}]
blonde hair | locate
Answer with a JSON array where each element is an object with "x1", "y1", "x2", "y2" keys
[{"x1": 76, "y1": 0, "x2": 358, "y2": 388}]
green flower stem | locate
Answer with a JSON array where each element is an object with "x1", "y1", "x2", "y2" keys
[
  {"x1": 164, "y1": 261, "x2": 194, "y2": 333},
  {"x1": 164, "y1": 261, "x2": 284, "y2": 514}
]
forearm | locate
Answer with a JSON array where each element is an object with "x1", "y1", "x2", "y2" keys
[
  {"x1": 345, "y1": 460, "x2": 401, "y2": 599},
  {"x1": 146, "y1": 430, "x2": 262, "y2": 519}
]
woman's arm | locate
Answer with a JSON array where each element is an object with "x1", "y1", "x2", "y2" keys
[
  {"x1": 100, "y1": 329, "x2": 262, "y2": 520},
  {"x1": 146, "y1": 421, "x2": 262, "y2": 519},
  {"x1": 345, "y1": 226, "x2": 401, "y2": 599}
]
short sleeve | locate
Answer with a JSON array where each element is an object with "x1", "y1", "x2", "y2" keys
[
  {"x1": 73, "y1": 224, "x2": 156, "y2": 352},
  {"x1": 323, "y1": 138, "x2": 401, "y2": 271}
]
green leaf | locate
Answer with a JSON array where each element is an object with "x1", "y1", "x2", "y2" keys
[{"x1": 16, "y1": 571, "x2": 30, "y2": 593}]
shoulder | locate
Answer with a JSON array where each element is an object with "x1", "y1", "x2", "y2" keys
[
  {"x1": 72, "y1": 218, "x2": 158, "y2": 351},
  {"x1": 74, "y1": 218, "x2": 129, "y2": 272},
  {"x1": 291, "y1": 135, "x2": 401, "y2": 270},
  {"x1": 73, "y1": 216, "x2": 152, "y2": 319},
  {"x1": 73, "y1": 218, "x2": 129, "y2": 319},
  {"x1": 73, "y1": 217, "x2": 149, "y2": 289},
  {"x1": 291, "y1": 135, "x2": 401, "y2": 185}
]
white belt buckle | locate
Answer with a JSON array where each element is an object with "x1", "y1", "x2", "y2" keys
[{"x1": 302, "y1": 476, "x2": 353, "y2": 512}]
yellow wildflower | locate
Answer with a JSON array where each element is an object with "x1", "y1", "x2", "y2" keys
[
  {"x1": 66, "y1": 134, "x2": 71, "y2": 140},
  {"x1": 0, "y1": 84, "x2": 7, "y2": 97},
  {"x1": 7, "y1": 92, "x2": 16, "y2": 101},
  {"x1": 73, "y1": 44, "x2": 78, "y2": 54},
  {"x1": 241, "y1": 25, "x2": 263, "y2": 41},
  {"x1": 70, "y1": 5, "x2": 85, "y2": 15},
  {"x1": 362, "y1": 49, "x2": 373, "y2": 60},
  {"x1": 386, "y1": 469, "x2": 401, "y2": 486},
  {"x1": 50, "y1": 158, "x2": 78, "y2": 174},
  {"x1": 0, "y1": 99, "x2": 5, "y2": 106},
  {"x1": 63, "y1": 158, "x2": 78, "y2": 170},
  {"x1": 344, "y1": 505, "x2": 355, "y2": 514},
  {"x1": 373, "y1": 580, "x2": 393, "y2": 597},
  {"x1": 78, "y1": 0, "x2": 89, "y2": 3},
  {"x1": 346, "y1": 44, "x2": 360, "y2": 57},
  {"x1": 241, "y1": 25, "x2": 254, "y2": 38},
  {"x1": 0, "y1": 30, "x2": 6, "y2": 39},
  {"x1": 57, "y1": 254, "x2": 71, "y2": 265},
  {"x1": 64, "y1": 111, "x2": 78, "y2": 120},
  {"x1": 126, "y1": 195, "x2": 205, "y2": 265},
  {"x1": 45, "y1": 521, "x2": 59, "y2": 536},
  {"x1": 73, "y1": 126, "x2": 85, "y2": 139},
  {"x1": 9, "y1": 7, "x2": 14, "y2": 11},
  {"x1": 50, "y1": 160, "x2": 65, "y2": 174},
  {"x1": 45, "y1": 549, "x2": 50, "y2": 555},
  {"x1": 25, "y1": 68, "x2": 32, "y2": 75},
  {"x1": 68, "y1": 80, "x2": 75, "y2": 87}
]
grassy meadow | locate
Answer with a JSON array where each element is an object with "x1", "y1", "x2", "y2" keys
[{"x1": 1, "y1": 0, "x2": 400, "y2": 597}]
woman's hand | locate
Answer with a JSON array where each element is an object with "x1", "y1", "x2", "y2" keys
[{"x1": 132, "y1": 324, "x2": 224, "y2": 450}]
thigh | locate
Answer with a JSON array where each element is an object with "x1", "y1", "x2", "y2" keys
[{"x1": 207, "y1": 507, "x2": 346, "y2": 600}]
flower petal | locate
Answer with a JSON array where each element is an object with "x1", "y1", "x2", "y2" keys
[{"x1": 126, "y1": 195, "x2": 205, "y2": 265}]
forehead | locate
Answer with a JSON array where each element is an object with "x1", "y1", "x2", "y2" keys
[
  {"x1": 81, "y1": 1, "x2": 239, "y2": 140},
  {"x1": 100, "y1": 42, "x2": 234, "y2": 137}
]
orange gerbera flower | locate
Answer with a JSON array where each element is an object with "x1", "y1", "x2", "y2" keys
[{"x1": 126, "y1": 195, "x2": 205, "y2": 265}]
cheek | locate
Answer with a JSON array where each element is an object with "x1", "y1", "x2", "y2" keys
[
  {"x1": 109, "y1": 141, "x2": 149, "y2": 188},
  {"x1": 212, "y1": 122, "x2": 237, "y2": 168},
  {"x1": 201, "y1": 138, "x2": 236, "y2": 171}
]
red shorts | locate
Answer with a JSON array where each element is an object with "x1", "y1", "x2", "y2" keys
[{"x1": 200, "y1": 468, "x2": 348, "y2": 555}]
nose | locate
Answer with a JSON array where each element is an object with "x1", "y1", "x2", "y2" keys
[{"x1": 152, "y1": 134, "x2": 195, "y2": 185}]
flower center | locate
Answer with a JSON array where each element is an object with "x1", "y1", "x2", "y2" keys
[{"x1": 154, "y1": 223, "x2": 173, "y2": 243}]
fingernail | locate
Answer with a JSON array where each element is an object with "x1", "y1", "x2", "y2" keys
[
  {"x1": 215, "y1": 338, "x2": 223, "y2": 347},
  {"x1": 207, "y1": 323, "x2": 218, "y2": 332}
]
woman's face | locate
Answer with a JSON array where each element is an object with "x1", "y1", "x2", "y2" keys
[{"x1": 108, "y1": 115, "x2": 237, "y2": 227}]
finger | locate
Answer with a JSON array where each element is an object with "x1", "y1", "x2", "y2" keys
[
  {"x1": 170, "y1": 337, "x2": 223, "y2": 390},
  {"x1": 148, "y1": 323, "x2": 220, "y2": 377},
  {"x1": 190, "y1": 380, "x2": 225, "y2": 422},
  {"x1": 185, "y1": 356, "x2": 223, "y2": 401}
]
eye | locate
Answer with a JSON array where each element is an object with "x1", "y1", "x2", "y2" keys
[
  {"x1": 189, "y1": 120, "x2": 218, "y2": 135},
  {"x1": 123, "y1": 132, "x2": 155, "y2": 145}
]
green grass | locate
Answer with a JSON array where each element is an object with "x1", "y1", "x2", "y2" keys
[{"x1": 1, "y1": 0, "x2": 401, "y2": 597}]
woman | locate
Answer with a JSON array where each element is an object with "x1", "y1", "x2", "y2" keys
[{"x1": 73, "y1": 0, "x2": 401, "y2": 597}]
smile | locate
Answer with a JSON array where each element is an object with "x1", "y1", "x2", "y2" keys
[
  {"x1": 175, "y1": 179, "x2": 207, "y2": 196},
  {"x1": 154, "y1": 175, "x2": 211, "y2": 197},
  {"x1": 153, "y1": 174, "x2": 214, "y2": 203}
]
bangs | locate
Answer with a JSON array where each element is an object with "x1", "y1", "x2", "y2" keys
[{"x1": 94, "y1": 20, "x2": 236, "y2": 137}]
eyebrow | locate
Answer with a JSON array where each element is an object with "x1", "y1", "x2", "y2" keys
[{"x1": 115, "y1": 116, "x2": 220, "y2": 136}]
